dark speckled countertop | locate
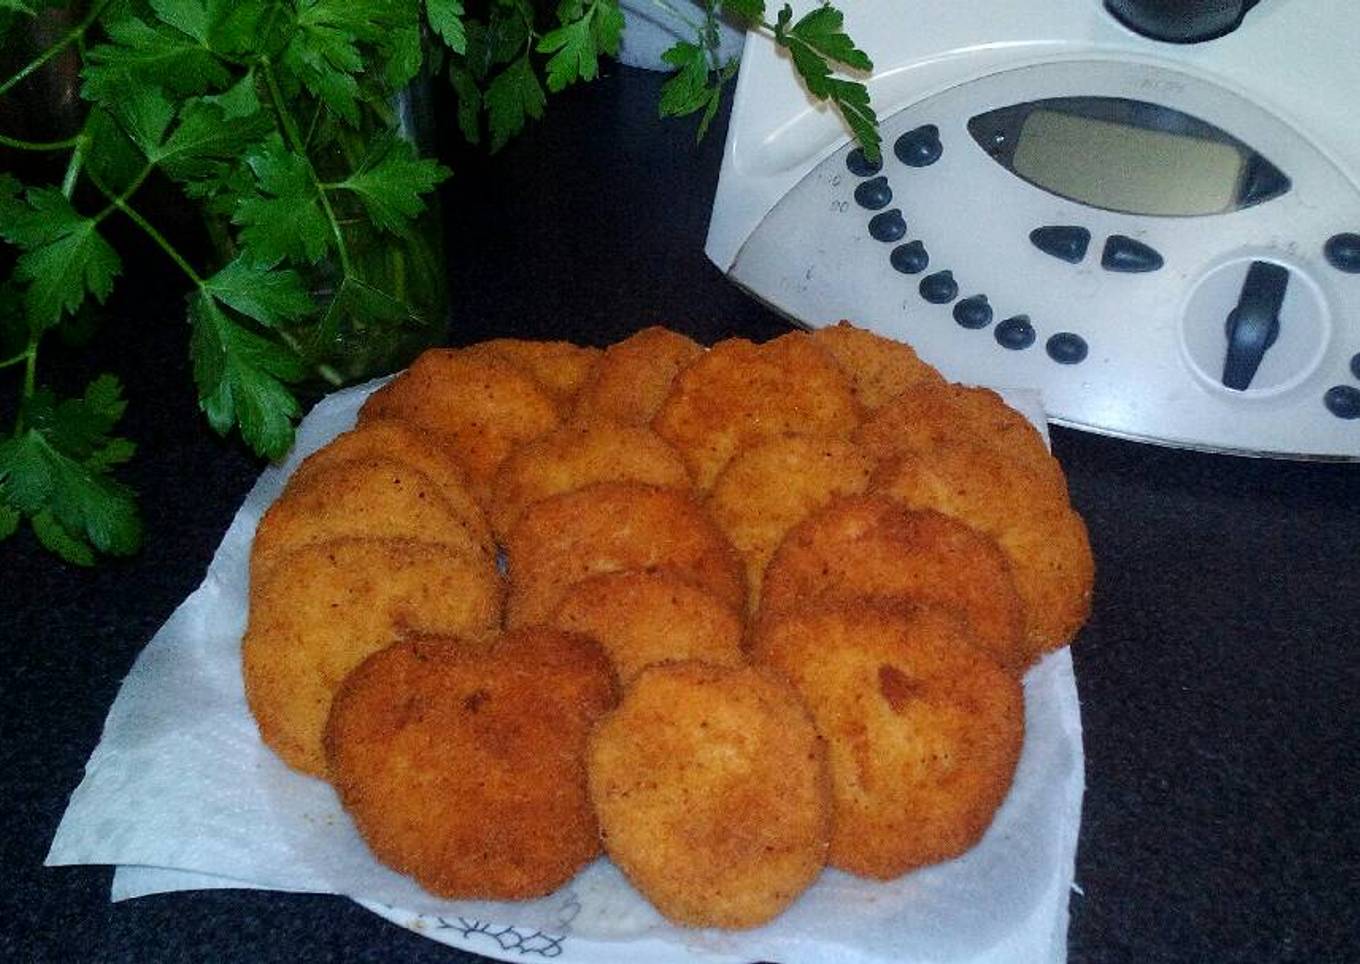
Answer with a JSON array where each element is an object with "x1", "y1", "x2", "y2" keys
[{"x1": 3, "y1": 65, "x2": 1357, "y2": 964}]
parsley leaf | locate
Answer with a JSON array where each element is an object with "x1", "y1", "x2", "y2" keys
[
  {"x1": 427, "y1": 0, "x2": 467, "y2": 54},
  {"x1": 722, "y1": 0, "x2": 765, "y2": 24},
  {"x1": 0, "y1": 374, "x2": 142, "y2": 564},
  {"x1": 448, "y1": 63, "x2": 483, "y2": 144},
  {"x1": 82, "y1": 8, "x2": 231, "y2": 107},
  {"x1": 537, "y1": 0, "x2": 624, "y2": 93},
  {"x1": 232, "y1": 135, "x2": 331, "y2": 266},
  {"x1": 202, "y1": 258, "x2": 314, "y2": 328},
  {"x1": 773, "y1": 3, "x2": 880, "y2": 160},
  {"x1": 486, "y1": 54, "x2": 545, "y2": 152},
  {"x1": 0, "y1": 187, "x2": 121, "y2": 331},
  {"x1": 189, "y1": 292, "x2": 306, "y2": 459},
  {"x1": 332, "y1": 136, "x2": 452, "y2": 235},
  {"x1": 658, "y1": 41, "x2": 736, "y2": 141}
]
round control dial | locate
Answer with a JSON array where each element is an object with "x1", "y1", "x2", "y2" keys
[{"x1": 1181, "y1": 257, "x2": 1329, "y2": 396}]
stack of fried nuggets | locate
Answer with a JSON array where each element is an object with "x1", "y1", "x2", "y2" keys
[{"x1": 240, "y1": 322, "x2": 1094, "y2": 929}]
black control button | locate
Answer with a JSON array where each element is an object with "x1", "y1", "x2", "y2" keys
[
  {"x1": 1046, "y1": 332, "x2": 1089, "y2": 364},
  {"x1": 1351, "y1": 352, "x2": 1360, "y2": 380},
  {"x1": 919, "y1": 270, "x2": 957, "y2": 304},
  {"x1": 1030, "y1": 226, "x2": 1091, "y2": 264},
  {"x1": 890, "y1": 241, "x2": 929, "y2": 274},
  {"x1": 995, "y1": 315, "x2": 1036, "y2": 350},
  {"x1": 854, "y1": 176, "x2": 892, "y2": 211},
  {"x1": 868, "y1": 210, "x2": 906, "y2": 243},
  {"x1": 1324, "y1": 233, "x2": 1360, "y2": 273},
  {"x1": 894, "y1": 124, "x2": 942, "y2": 167},
  {"x1": 845, "y1": 147, "x2": 882, "y2": 177},
  {"x1": 1101, "y1": 235, "x2": 1164, "y2": 273},
  {"x1": 1323, "y1": 385, "x2": 1360, "y2": 419},
  {"x1": 953, "y1": 295, "x2": 992, "y2": 329}
]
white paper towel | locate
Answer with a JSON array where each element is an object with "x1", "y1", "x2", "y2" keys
[{"x1": 47, "y1": 379, "x2": 1085, "y2": 964}]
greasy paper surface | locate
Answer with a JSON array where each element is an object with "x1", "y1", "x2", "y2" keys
[{"x1": 48, "y1": 380, "x2": 1084, "y2": 963}]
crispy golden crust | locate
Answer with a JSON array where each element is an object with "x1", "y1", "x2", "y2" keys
[
  {"x1": 242, "y1": 538, "x2": 503, "y2": 778},
  {"x1": 853, "y1": 381, "x2": 1066, "y2": 491},
  {"x1": 489, "y1": 419, "x2": 692, "y2": 540},
  {"x1": 357, "y1": 349, "x2": 562, "y2": 503},
  {"x1": 572, "y1": 326, "x2": 703, "y2": 426},
  {"x1": 551, "y1": 571, "x2": 746, "y2": 684},
  {"x1": 759, "y1": 496, "x2": 1028, "y2": 673},
  {"x1": 753, "y1": 603, "x2": 1024, "y2": 879},
  {"x1": 651, "y1": 333, "x2": 862, "y2": 490},
  {"x1": 250, "y1": 457, "x2": 495, "y2": 578},
  {"x1": 811, "y1": 321, "x2": 944, "y2": 409},
  {"x1": 706, "y1": 434, "x2": 874, "y2": 613},
  {"x1": 505, "y1": 481, "x2": 746, "y2": 627},
  {"x1": 871, "y1": 441, "x2": 1093, "y2": 662},
  {"x1": 288, "y1": 419, "x2": 493, "y2": 558},
  {"x1": 587, "y1": 661, "x2": 830, "y2": 928},
  {"x1": 465, "y1": 338, "x2": 602, "y2": 405},
  {"x1": 325, "y1": 629, "x2": 618, "y2": 900}
]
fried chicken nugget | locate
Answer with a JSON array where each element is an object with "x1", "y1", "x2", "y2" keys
[
  {"x1": 753, "y1": 602, "x2": 1024, "y2": 879},
  {"x1": 854, "y1": 380, "x2": 1066, "y2": 491},
  {"x1": 811, "y1": 320, "x2": 944, "y2": 410},
  {"x1": 572, "y1": 326, "x2": 703, "y2": 425},
  {"x1": 251, "y1": 457, "x2": 495, "y2": 576},
  {"x1": 706, "y1": 434, "x2": 875, "y2": 613},
  {"x1": 242, "y1": 538, "x2": 503, "y2": 778},
  {"x1": 505, "y1": 481, "x2": 746, "y2": 627},
  {"x1": 871, "y1": 440, "x2": 1094, "y2": 662},
  {"x1": 652, "y1": 333, "x2": 862, "y2": 490},
  {"x1": 760, "y1": 496, "x2": 1027, "y2": 672},
  {"x1": 326, "y1": 628, "x2": 617, "y2": 899},
  {"x1": 358, "y1": 349, "x2": 562, "y2": 503},
  {"x1": 552, "y1": 571, "x2": 745, "y2": 684},
  {"x1": 587, "y1": 661, "x2": 830, "y2": 928},
  {"x1": 489, "y1": 418, "x2": 692, "y2": 540},
  {"x1": 288, "y1": 419, "x2": 493, "y2": 558},
  {"x1": 465, "y1": 338, "x2": 602, "y2": 405}
]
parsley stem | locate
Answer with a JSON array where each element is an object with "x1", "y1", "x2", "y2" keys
[
  {"x1": 61, "y1": 132, "x2": 88, "y2": 199},
  {"x1": 104, "y1": 194, "x2": 204, "y2": 287},
  {"x1": 0, "y1": 0, "x2": 113, "y2": 99},
  {"x1": 0, "y1": 131, "x2": 84, "y2": 151},
  {"x1": 0, "y1": 351, "x2": 29, "y2": 370},
  {"x1": 14, "y1": 334, "x2": 39, "y2": 434},
  {"x1": 259, "y1": 59, "x2": 354, "y2": 275}
]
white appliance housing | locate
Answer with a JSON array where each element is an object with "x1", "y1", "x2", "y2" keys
[{"x1": 705, "y1": 0, "x2": 1360, "y2": 458}]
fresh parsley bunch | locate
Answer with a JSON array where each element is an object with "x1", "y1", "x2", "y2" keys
[{"x1": 0, "y1": 0, "x2": 875, "y2": 566}]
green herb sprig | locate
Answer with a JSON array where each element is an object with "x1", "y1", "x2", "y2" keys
[{"x1": 0, "y1": 0, "x2": 876, "y2": 566}]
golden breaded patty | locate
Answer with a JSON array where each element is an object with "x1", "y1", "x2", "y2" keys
[
  {"x1": 587, "y1": 661, "x2": 830, "y2": 928},
  {"x1": 706, "y1": 434, "x2": 875, "y2": 613},
  {"x1": 505, "y1": 481, "x2": 746, "y2": 627},
  {"x1": 753, "y1": 602, "x2": 1024, "y2": 879},
  {"x1": 811, "y1": 320, "x2": 944, "y2": 409},
  {"x1": 552, "y1": 571, "x2": 745, "y2": 684},
  {"x1": 326, "y1": 628, "x2": 617, "y2": 900},
  {"x1": 357, "y1": 349, "x2": 562, "y2": 503},
  {"x1": 288, "y1": 419, "x2": 493, "y2": 559},
  {"x1": 572, "y1": 326, "x2": 703, "y2": 425},
  {"x1": 652, "y1": 333, "x2": 862, "y2": 490},
  {"x1": 489, "y1": 418, "x2": 692, "y2": 540},
  {"x1": 250, "y1": 457, "x2": 494, "y2": 577},
  {"x1": 871, "y1": 441, "x2": 1093, "y2": 662},
  {"x1": 854, "y1": 380, "x2": 1065, "y2": 491},
  {"x1": 465, "y1": 338, "x2": 602, "y2": 405},
  {"x1": 759, "y1": 496, "x2": 1027, "y2": 672},
  {"x1": 242, "y1": 538, "x2": 503, "y2": 778}
]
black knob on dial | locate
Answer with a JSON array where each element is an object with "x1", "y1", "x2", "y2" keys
[
  {"x1": 1222, "y1": 261, "x2": 1287, "y2": 391},
  {"x1": 1105, "y1": 0, "x2": 1260, "y2": 43}
]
